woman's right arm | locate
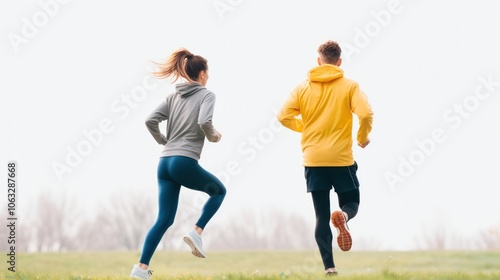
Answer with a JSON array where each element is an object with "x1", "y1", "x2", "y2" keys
[
  {"x1": 145, "y1": 100, "x2": 168, "y2": 145},
  {"x1": 199, "y1": 92, "x2": 221, "y2": 142}
]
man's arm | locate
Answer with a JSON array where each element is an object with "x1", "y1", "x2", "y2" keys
[
  {"x1": 278, "y1": 88, "x2": 304, "y2": 132},
  {"x1": 350, "y1": 83, "x2": 373, "y2": 148}
]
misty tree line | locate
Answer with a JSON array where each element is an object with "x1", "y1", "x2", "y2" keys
[
  {"x1": 1, "y1": 191, "x2": 499, "y2": 252},
  {"x1": 1, "y1": 191, "x2": 317, "y2": 252}
]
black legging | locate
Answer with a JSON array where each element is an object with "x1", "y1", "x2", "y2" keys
[{"x1": 311, "y1": 188, "x2": 360, "y2": 269}]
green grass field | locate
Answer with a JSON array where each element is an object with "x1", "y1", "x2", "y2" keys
[{"x1": 3, "y1": 250, "x2": 500, "y2": 279}]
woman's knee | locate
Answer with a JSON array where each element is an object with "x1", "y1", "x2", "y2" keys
[
  {"x1": 204, "y1": 181, "x2": 226, "y2": 196},
  {"x1": 218, "y1": 184, "x2": 227, "y2": 196},
  {"x1": 153, "y1": 216, "x2": 175, "y2": 233}
]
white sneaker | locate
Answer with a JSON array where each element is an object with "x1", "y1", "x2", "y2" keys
[
  {"x1": 130, "y1": 264, "x2": 152, "y2": 279},
  {"x1": 325, "y1": 267, "x2": 338, "y2": 276},
  {"x1": 183, "y1": 229, "x2": 207, "y2": 258}
]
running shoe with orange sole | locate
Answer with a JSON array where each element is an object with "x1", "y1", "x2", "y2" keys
[{"x1": 331, "y1": 210, "x2": 352, "y2": 251}]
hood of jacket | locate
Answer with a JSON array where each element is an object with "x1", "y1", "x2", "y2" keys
[
  {"x1": 176, "y1": 82, "x2": 206, "y2": 97},
  {"x1": 308, "y1": 64, "x2": 344, "y2": 83}
]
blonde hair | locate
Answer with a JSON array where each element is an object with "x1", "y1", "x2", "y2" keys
[{"x1": 152, "y1": 48, "x2": 208, "y2": 83}]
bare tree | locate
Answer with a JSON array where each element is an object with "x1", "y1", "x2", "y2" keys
[
  {"x1": 206, "y1": 209, "x2": 262, "y2": 250},
  {"x1": 74, "y1": 190, "x2": 197, "y2": 251},
  {"x1": 207, "y1": 208, "x2": 316, "y2": 250},
  {"x1": 32, "y1": 191, "x2": 80, "y2": 252},
  {"x1": 477, "y1": 225, "x2": 500, "y2": 250},
  {"x1": 85, "y1": 191, "x2": 156, "y2": 251},
  {"x1": 413, "y1": 223, "x2": 500, "y2": 250},
  {"x1": 21, "y1": 190, "x2": 500, "y2": 252},
  {"x1": 355, "y1": 236, "x2": 384, "y2": 251},
  {"x1": 73, "y1": 213, "x2": 120, "y2": 251},
  {"x1": 17, "y1": 212, "x2": 34, "y2": 252},
  {"x1": 414, "y1": 220, "x2": 451, "y2": 250}
]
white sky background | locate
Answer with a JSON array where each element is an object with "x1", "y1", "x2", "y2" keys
[{"x1": 1, "y1": 0, "x2": 500, "y2": 250}]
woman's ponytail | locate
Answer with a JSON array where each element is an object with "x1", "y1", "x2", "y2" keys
[{"x1": 152, "y1": 48, "x2": 207, "y2": 83}]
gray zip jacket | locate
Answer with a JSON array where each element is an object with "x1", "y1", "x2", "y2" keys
[{"x1": 145, "y1": 82, "x2": 220, "y2": 160}]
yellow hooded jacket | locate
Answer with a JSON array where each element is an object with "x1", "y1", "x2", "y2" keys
[{"x1": 278, "y1": 64, "x2": 373, "y2": 166}]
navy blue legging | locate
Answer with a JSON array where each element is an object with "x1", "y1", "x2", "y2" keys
[{"x1": 139, "y1": 156, "x2": 226, "y2": 265}]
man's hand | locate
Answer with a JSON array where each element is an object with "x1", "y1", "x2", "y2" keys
[{"x1": 358, "y1": 139, "x2": 370, "y2": 148}]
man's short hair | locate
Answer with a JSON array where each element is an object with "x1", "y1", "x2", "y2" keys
[{"x1": 318, "y1": 40, "x2": 342, "y2": 64}]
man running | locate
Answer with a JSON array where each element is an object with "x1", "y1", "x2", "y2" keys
[{"x1": 278, "y1": 40, "x2": 373, "y2": 275}]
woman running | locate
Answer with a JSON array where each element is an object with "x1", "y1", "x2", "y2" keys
[{"x1": 130, "y1": 48, "x2": 226, "y2": 279}]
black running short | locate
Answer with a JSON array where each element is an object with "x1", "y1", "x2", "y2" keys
[{"x1": 304, "y1": 162, "x2": 359, "y2": 193}]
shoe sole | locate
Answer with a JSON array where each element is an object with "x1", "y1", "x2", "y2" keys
[
  {"x1": 130, "y1": 272, "x2": 151, "y2": 280},
  {"x1": 183, "y1": 236, "x2": 206, "y2": 258},
  {"x1": 331, "y1": 211, "x2": 352, "y2": 251}
]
